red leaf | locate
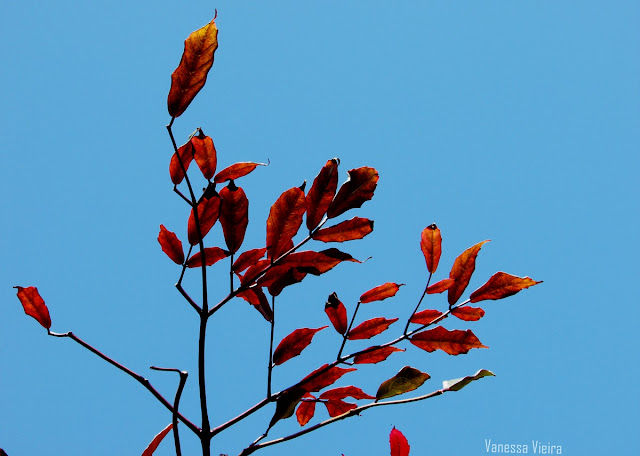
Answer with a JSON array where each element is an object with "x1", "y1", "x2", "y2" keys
[
  {"x1": 186, "y1": 247, "x2": 228, "y2": 268},
  {"x1": 390, "y1": 428, "x2": 410, "y2": 456},
  {"x1": 410, "y1": 326, "x2": 487, "y2": 355},
  {"x1": 306, "y1": 158, "x2": 339, "y2": 230},
  {"x1": 319, "y1": 386, "x2": 375, "y2": 400},
  {"x1": 300, "y1": 365, "x2": 356, "y2": 392},
  {"x1": 219, "y1": 182, "x2": 249, "y2": 253},
  {"x1": 169, "y1": 141, "x2": 194, "y2": 185},
  {"x1": 313, "y1": 217, "x2": 374, "y2": 243},
  {"x1": 347, "y1": 317, "x2": 398, "y2": 340},
  {"x1": 187, "y1": 194, "x2": 221, "y2": 245},
  {"x1": 325, "y1": 292, "x2": 348, "y2": 335},
  {"x1": 296, "y1": 393, "x2": 316, "y2": 426},
  {"x1": 264, "y1": 266, "x2": 307, "y2": 296},
  {"x1": 158, "y1": 225, "x2": 185, "y2": 265},
  {"x1": 353, "y1": 346, "x2": 404, "y2": 364},
  {"x1": 360, "y1": 283, "x2": 404, "y2": 303},
  {"x1": 451, "y1": 306, "x2": 485, "y2": 321},
  {"x1": 469, "y1": 272, "x2": 542, "y2": 303},
  {"x1": 273, "y1": 326, "x2": 328, "y2": 365},
  {"x1": 448, "y1": 240, "x2": 490, "y2": 306},
  {"x1": 236, "y1": 287, "x2": 273, "y2": 321},
  {"x1": 323, "y1": 399, "x2": 357, "y2": 417},
  {"x1": 279, "y1": 249, "x2": 360, "y2": 275},
  {"x1": 141, "y1": 423, "x2": 173, "y2": 456},
  {"x1": 14, "y1": 286, "x2": 51, "y2": 329},
  {"x1": 327, "y1": 167, "x2": 379, "y2": 218},
  {"x1": 426, "y1": 278, "x2": 455, "y2": 294},
  {"x1": 420, "y1": 224, "x2": 442, "y2": 274},
  {"x1": 233, "y1": 248, "x2": 267, "y2": 274},
  {"x1": 240, "y1": 259, "x2": 270, "y2": 286},
  {"x1": 191, "y1": 130, "x2": 217, "y2": 179},
  {"x1": 266, "y1": 187, "x2": 306, "y2": 260},
  {"x1": 167, "y1": 18, "x2": 218, "y2": 118},
  {"x1": 410, "y1": 309, "x2": 444, "y2": 326},
  {"x1": 214, "y1": 162, "x2": 267, "y2": 183}
]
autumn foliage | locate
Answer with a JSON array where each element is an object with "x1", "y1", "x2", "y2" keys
[{"x1": 11, "y1": 15, "x2": 541, "y2": 456}]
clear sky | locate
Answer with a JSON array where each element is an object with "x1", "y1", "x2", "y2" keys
[{"x1": 1, "y1": 1, "x2": 638, "y2": 455}]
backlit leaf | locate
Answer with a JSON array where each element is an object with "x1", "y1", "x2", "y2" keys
[
  {"x1": 214, "y1": 162, "x2": 267, "y2": 183},
  {"x1": 14, "y1": 286, "x2": 51, "y2": 329},
  {"x1": 158, "y1": 225, "x2": 185, "y2": 265},
  {"x1": 219, "y1": 182, "x2": 249, "y2": 253},
  {"x1": 327, "y1": 167, "x2": 379, "y2": 218},
  {"x1": 360, "y1": 283, "x2": 404, "y2": 303},
  {"x1": 300, "y1": 365, "x2": 356, "y2": 392},
  {"x1": 410, "y1": 326, "x2": 487, "y2": 355},
  {"x1": 167, "y1": 18, "x2": 218, "y2": 118},
  {"x1": 312, "y1": 217, "x2": 374, "y2": 243},
  {"x1": 191, "y1": 130, "x2": 217, "y2": 179},
  {"x1": 296, "y1": 393, "x2": 316, "y2": 426},
  {"x1": 409, "y1": 309, "x2": 444, "y2": 326},
  {"x1": 265, "y1": 266, "x2": 307, "y2": 296},
  {"x1": 279, "y1": 249, "x2": 360, "y2": 275},
  {"x1": 426, "y1": 278, "x2": 455, "y2": 294},
  {"x1": 325, "y1": 292, "x2": 348, "y2": 335},
  {"x1": 236, "y1": 287, "x2": 273, "y2": 322},
  {"x1": 273, "y1": 326, "x2": 328, "y2": 365},
  {"x1": 323, "y1": 399, "x2": 357, "y2": 417},
  {"x1": 390, "y1": 427, "x2": 410, "y2": 456},
  {"x1": 353, "y1": 346, "x2": 404, "y2": 364},
  {"x1": 469, "y1": 272, "x2": 542, "y2": 303},
  {"x1": 376, "y1": 366, "x2": 430, "y2": 401},
  {"x1": 186, "y1": 247, "x2": 228, "y2": 268},
  {"x1": 187, "y1": 193, "x2": 221, "y2": 245},
  {"x1": 451, "y1": 306, "x2": 485, "y2": 321},
  {"x1": 347, "y1": 317, "x2": 398, "y2": 340},
  {"x1": 306, "y1": 158, "x2": 339, "y2": 230},
  {"x1": 141, "y1": 423, "x2": 173, "y2": 456},
  {"x1": 319, "y1": 386, "x2": 375, "y2": 401},
  {"x1": 420, "y1": 224, "x2": 442, "y2": 274},
  {"x1": 443, "y1": 369, "x2": 495, "y2": 392},
  {"x1": 169, "y1": 140, "x2": 194, "y2": 185},
  {"x1": 448, "y1": 240, "x2": 490, "y2": 306},
  {"x1": 240, "y1": 259, "x2": 270, "y2": 286},
  {"x1": 233, "y1": 248, "x2": 267, "y2": 274},
  {"x1": 266, "y1": 187, "x2": 306, "y2": 260}
]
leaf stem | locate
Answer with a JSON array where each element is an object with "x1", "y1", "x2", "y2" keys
[
  {"x1": 267, "y1": 295, "x2": 276, "y2": 398},
  {"x1": 403, "y1": 272, "x2": 432, "y2": 335}
]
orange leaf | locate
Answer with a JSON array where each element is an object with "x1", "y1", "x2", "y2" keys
[
  {"x1": 325, "y1": 292, "x2": 348, "y2": 335},
  {"x1": 347, "y1": 317, "x2": 398, "y2": 340},
  {"x1": 14, "y1": 286, "x2": 51, "y2": 329},
  {"x1": 409, "y1": 309, "x2": 444, "y2": 325},
  {"x1": 236, "y1": 287, "x2": 273, "y2": 322},
  {"x1": 360, "y1": 283, "x2": 404, "y2": 303},
  {"x1": 167, "y1": 18, "x2": 218, "y2": 118},
  {"x1": 141, "y1": 423, "x2": 173, "y2": 456},
  {"x1": 233, "y1": 247, "x2": 267, "y2": 274},
  {"x1": 420, "y1": 224, "x2": 442, "y2": 274},
  {"x1": 214, "y1": 162, "x2": 267, "y2": 183},
  {"x1": 187, "y1": 194, "x2": 221, "y2": 245},
  {"x1": 169, "y1": 140, "x2": 194, "y2": 185},
  {"x1": 312, "y1": 217, "x2": 374, "y2": 243},
  {"x1": 219, "y1": 182, "x2": 249, "y2": 253},
  {"x1": 191, "y1": 131, "x2": 217, "y2": 180},
  {"x1": 353, "y1": 346, "x2": 404, "y2": 364},
  {"x1": 410, "y1": 326, "x2": 487, "y2": 355},
  {"x1": 376, "y1": 366, "x2": 430, "y2": 400},
  {"x1": 426, "y1": 278, "x2": 454, "y2": 294},
  {"x1": 469, "y1": 272, "x2": 542, "y2": 303},
  {"x1": 448, "y1": 240, "x2": 490, "y2": 306},
  {"x1": 296, "y1": 393, "x2": 317, "y2": 426},
  {"x1": 266, "y1": 187, "x2": 306, "y2": 260},
  {"x1": 158, "y1": 225, "x2": 185, "y2": 265},
  {"x1": 273, "y1": 327, "x2": 328, "y2": 365},
  {"x1": 451, "y1": 306, "x2": 485, "y2": 321},
  {"x1": 390, "y1": 428, "x2": 410, "y2": 456},
  {"x1": 300, "y1": 365, "x2": 356, "y2": 393},
  {"x1": 306, "y1": 158, "x2": 339, "y2": 230},
  {"x1": 186, "y1": 247, "x2": 228, "y2": 268},
  {"x1": 327, "y1": 167, "x2": 379, "y2": 218}
]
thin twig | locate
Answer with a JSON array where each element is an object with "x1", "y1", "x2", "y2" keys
[{"x1": 150, "y1": 366, "x2": 189, "y2": 456}]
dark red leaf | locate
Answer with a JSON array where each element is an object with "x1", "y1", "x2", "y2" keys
[
  {"x1": 191, "y1": 130, "x2": 217, "y2": 179},
  {"x1": 426, "y1": 278, "x2": 455, "y2": 294},
  {"x1": 262, "y1": 265, "x2": 307, "y2": 296},
  {"x1": 312, "y1": 217, "x2": 374, "y2": 243},
  {"x1": 14, "y1": 286, "x2": 51, "y2": 329},
  {"x1": 325, "y1": 292, "x2": 348, "y2": 335},
  {"x1": 420, "y1": 224, "x2": 442, "y2": 274},
  {"x1": 186, "y1": 247, "x2": 228, "y2": 268},
  {"x1": 410, "y1": 309, "x2": 444, "y2": 325},
  {"x1": 279, "y1": 249, "x2": 360, "y2": 275},
  {"x1": 167, "y1": 18, "x2": 218, "y2": 118},
  {"x1": 240, "y1": 259, "x2": 270, "y2": 286},
  {"x1": 300, "y1": 365, "x2": 356, "y2": 392},
  {"x1": 219, "y1": 182, "x2": 249, "y2": 253},
  {"x1": 323, "y1": 399, "x2": 357, "y2": 417},
  {"x1": 347, "y1": 317, "x2": 398, "y2": 340},
  {"x1": 451, "y1": 306, "x2": 485, "y2": 321},
  {"x1": 327, "y1": 167, "x2": 379, "y2": 218},
  {"x1": 214, "y1": 162, "x2": 267, "y2": 183},
  {"x1": 266, "y1": 187, "x2": 306, "y2": 260},
  {"x1": 236, "y1": 287, "x2": 273, "y2": 322},
  {"x1": 141, "y1": 423, "x2": 173, "y2": 456},
  {"x1": 233, "y1": 247, "x2": 267, "y2": 273},
  {"x1": 306, "y1": 158, "x2": 339, "y2": 230},
  {"x1": 187, "y1": 194, "x2": 221, "y2": 245},
  {"x1": 448, "y1": 240, "x2": 490, "y2": 306},
  {"x1": 390, "y1": 428, "x2": 410, "y2": 456},
  {"x1": 319, "y1": 386, "x2": 375, "y2": 400},
  {"x1": 273, "y1": 327, "x2": 328, "y2": 365},
  {"x1": 410, "y1": 326, "x2": 487, "y2": 355},
  {"x1": 353, "y1": 346, "x2": 404, "y2": 364},
  {"x1": 469, "y1": 272, "x2": 542, "y2": 303},
  {"x1": 296, "y1": 393, "x2": 316, "y2": 426},
  {"x1": 169, "y1": 141, "x2": 194, "y2": 185},
  {"x1": 359, "y1": 283, "x2": 403, "y2": 303},
  {"x1": 158, "y1": 225, "x2": 185, "y2": 265}
]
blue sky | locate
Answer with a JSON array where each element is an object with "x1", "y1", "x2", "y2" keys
[{"x1": 1, "y1": 1, "x2": 638, "y2": 455}]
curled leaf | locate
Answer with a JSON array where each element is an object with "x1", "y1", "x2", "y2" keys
[
  {"x1": 327, "y1": 167, "x2": 379, "y2": 218},
  {"x1": 236, "y1": 287, "x2": 273, "y2": 322},
  {"x1": 448, "y1": 240, "x2": 490, "y2": 306},
  {"x1": 469, "y1": 272, "x2": 542, "y2": 303},
  {"x1": 169, "y1": 141, "x2": 194, "y2": 185},
  {"x1": 443, "y1": 369, "x2": 495, "y2": 392},
  {"x1": 15, "y1": 286, "x2": 51, "y2": 329},
  {"x1": 376, "y1": 366, "x2": 430, "y2": 401},
  {"x1": 158, "y1": 225, "x2": 185, "y2": 265}
]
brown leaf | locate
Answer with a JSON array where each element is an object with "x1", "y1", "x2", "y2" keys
[
  {"x1": 169, "y1": 141, "x2": 194, "y2": 185},
  {"x1": 426, "y1": 278, "x2": 455, "y2": 294},
  {"x1": 270, "y1": 388, "x2": 306, "y2": 427},
  {"x1": 376, "y1": 366, "x2": 430, "y2": 401},
  {"x1": 410, "y1": 326, "x2": 487, "y2": 355},
  {"x1": 187, "y1": 194, "x2": 221, "y2": 245},
  {"x1": 233, "y1": 247, "x2": 267, "y2": 274},
  {"x1": 266, "y1": 187, "x2": 306, "y2": 260},
  {"x1": 273, "y1": 326, "x2": 328, "y2": 365},
  {"x1": 158, "y1": 225, "x2": 185, "y2": 265},
  {"x1": 360, "y1": 282, "x2": 404, "y2": 303},
  {"x1": 312, "y1": 217, "x2": 374, "y2": 243},
  {"x1": 167, "y1": 18, "x2": 218, "y2": 118},
  {"x1": 420, "y1": 223, "x2": 442, "y2": 274},
  {"x1": 327, "y1": 167, "x2": 379, "y2": 218},
  {"x1": 14, "y1": 286, "x2": 51, "y2": 329},
  {"x1": 296, "y1": 393, "x2": 317, "y2": 426},
  {"x1": 219, "y1": 182, "x2": 249, "y2": 253},
  {"x1": 410, "y1": 309, "x2": 444, "y2": 326},
  {"x1": 141, "y1": 423, "x2": 173, "y2": 456},
  {"x1": 306, "y1": 158, "x2": 339, "y2": 230},
  {"x1": 469, "y1": 272, "x2": 542, "y2": 303},
  {"x1": 448, "y1": 240, "x2": 490, "y2": 306},
  {"x1": 325, "y1": 292, "x2": 348, "y2": 335},
  {"x1": 214, "y1": 162, "x2": 267, "y2": 183},
  {"x1": 186, "y1": 247, "x2": 228, "y2": 268},
  {"x1": 451, "y1": 306, "x2": 485, "y2": 321},
  {"x1": 236, "y1": 287, "x2": 273, "y2": 322},
  {"x1": 347, "y1": 317, "x2": 398, "y2": 340},
  {"x1": 353, "y1": 346, "x2": 404, "y2": 364},
  {"x1": 191, "y1": 131, "x2": 217, "y2": 180}
]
